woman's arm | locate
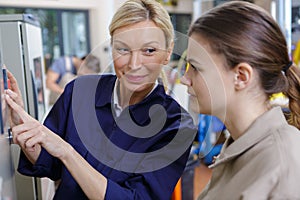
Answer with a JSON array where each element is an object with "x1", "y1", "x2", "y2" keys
[
  {"x1": 6, "y1": 71, "x2": 193, "y2": 199},
  {"x1": 46, "y1": 69, "x2": 64, "y2": 94},
  {"x1": 61, "y1": 144, "x2": 107, "y2": 199},
  {"x1": 6, "y1": 93, "x2": 108, "y2": 199}
]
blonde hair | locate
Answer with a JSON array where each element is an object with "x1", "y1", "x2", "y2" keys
[
  {"x1": 109, "y1": 0, "x2": 174, "y2": 90},
  {"x1": 109, "y1": 0, "x2": 174, "y2": 49}
]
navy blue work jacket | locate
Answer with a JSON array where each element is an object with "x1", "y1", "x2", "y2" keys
[{"x1": 18, "y1": 74, "x2": 197, "y2": 200}]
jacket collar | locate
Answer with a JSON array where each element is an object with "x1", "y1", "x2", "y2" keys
[
  {"x1": 95, "y1": 75, "x2": 116, "y2": 107},
  {"x1": 95, "y1": 75, "x2": 167, "y2": 125},
  {"x1": 210, "y1": 106, "x2": 288, "y2": 168}
]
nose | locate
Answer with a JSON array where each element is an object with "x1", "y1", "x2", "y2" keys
[
  {"x1": 180, "y1": 73, "x2": 191, "y2": 86},
  {"x1": 129, "y1": 50, "x2": 142, "y2": 70}
]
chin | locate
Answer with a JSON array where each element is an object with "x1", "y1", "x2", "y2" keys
[
  {"x1": 125, "y1": 82, "x2": 149, "y2": 93},
  {"x1": 199, "y1": 110, "x2": 211, "y2": 115},
  {"x1": 189, "y1": 98, "x2": 200, "y2": 113},
  {"x1": 190, "y1": 100, "x2": 212, "y2": 115}
]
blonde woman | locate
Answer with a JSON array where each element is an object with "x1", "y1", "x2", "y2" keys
[{"x1": 6, "y1": 0, "x2": 196, "y2": 199}]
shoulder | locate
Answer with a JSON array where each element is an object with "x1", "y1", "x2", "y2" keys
[
  {"x1": 49, "y1": 57, "x2": 66, "y2": 72},
  {"x1": 271, "y1": 123, "x2": 300, "y2": 153},
  {"x1": 254, "y1": 124, "x2": 300, "y2": 177},
  {"x1": 73, "y1": 74, "x2": 116, "y2": 91},
  {"x1": 160, "y1": 87, "x2": 192, "y2": 119},
  {"x1": 68, "y1": 74, "x2": 116, "y2": 87},
  {"x1": 256, "y1": 123, "x2": 300, "y2": 158},
  {"x1": 275, "y1": 124, "x2": 300, "y2": 162},
  {"x1": 62, "y1": 74, "x2": 116, "y2": 103},
  {"x1": 268, "y1": 125, "x2": 300, "y2": 197},
  {"x1": 51, "y1": 57, "x2": 65, "y2": 66},
  {"x1": 155, "y1": 85, "x2": 197, "y2": 131}
]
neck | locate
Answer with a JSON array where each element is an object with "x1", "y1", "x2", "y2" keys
[
  {"x1": 223, "y1": 99, "x2": 269, "y2": 141},
  {"x1": 118, "y1": 82, "x2": 155, "y2": 108}
]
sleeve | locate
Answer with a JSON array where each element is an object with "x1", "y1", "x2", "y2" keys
[
  {"x1": 18, "y1": 81, "x2": 75, "y2": 181},
  {"x1": 105, "y1": 109, "x2": 197, "y2": 200},
  {"x1": 18, "y1": 147, "x2": 62, "y2": 180},
  {"x1": 49, "y1": 57, "x2": 65, "y2": 74}
]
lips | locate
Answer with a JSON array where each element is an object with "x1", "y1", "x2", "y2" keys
[
  {"x1": 187, "y1": 90, "x2": 197, "y2": 97},
  {"x1": 189, "y1": 94, "x2": 197, "y2": 101},
  {"x1": 125, "y1": 74, "x2": 146, "y2": 83}
]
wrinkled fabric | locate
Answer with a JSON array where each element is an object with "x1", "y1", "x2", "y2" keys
[
  {"x1": 198, "y1": 107, "x2": 300, "y2": 200},
  {"x1": 19, "y1": 74, "x2": 197, "y2": 200}
]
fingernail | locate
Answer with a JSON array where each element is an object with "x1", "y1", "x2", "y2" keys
[{"x1": 6, "y1": 89, "x2": 12, "y2": 94}]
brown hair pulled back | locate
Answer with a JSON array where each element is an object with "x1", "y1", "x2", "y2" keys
[{"x1": 188, "y1": 1, "x2": 300, "y2": 129}]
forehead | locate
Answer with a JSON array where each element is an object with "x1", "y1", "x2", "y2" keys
[
  {"x1": 187, "y1": 33, "x2": 228, "y2": 77},
  {"x1": 112, "y1": 21, "x2": 166, "y2": 47},
  {"x1": 187, "y1": 33, "x2": 212, "y2": 62}
]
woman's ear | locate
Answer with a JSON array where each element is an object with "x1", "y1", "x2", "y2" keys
[
  {"x1": 163, "y1": 41, "x2": 174, "y2": 65},
  {"x1": 233, "y1": 62, "x2": 253, "y2": 90}
]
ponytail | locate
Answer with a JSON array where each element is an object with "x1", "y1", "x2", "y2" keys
[{"x1": 283, "y1": 64, "x2": 300, "y2": 129}]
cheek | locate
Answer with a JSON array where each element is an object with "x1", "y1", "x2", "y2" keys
[
  {"x1": 147, "y1": 52, "x2": 168, "y2": 65},
  {"x1": 189, "y1": 96, "x2": 200, "y2": 113},
  {"x1": 147, "y1": 63, "x2": 163, "y2": 73},
  {"x1": 192, "y1": 74, "x2": 212, "y2": 112},
  {"x1": 205, "y1": 73, "x2": 228, "y2": 115},
  {"x1": 194, "y1": 74, "x2": 210, "y2": 98},
  {"x1": 113, "y1": 56, "x2": 128, "y2": 76}
]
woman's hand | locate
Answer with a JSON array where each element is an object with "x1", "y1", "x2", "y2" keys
[
  {"x1": 5, "y1": 92, "x2": 70, "y2": 162},
  {"x1": 6, "y1": 70, "x2": 24, "y2": 127}
]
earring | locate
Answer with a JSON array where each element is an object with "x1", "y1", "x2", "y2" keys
[{"x1": 234, "y1": 74, "x2": 239, "y2": 83}]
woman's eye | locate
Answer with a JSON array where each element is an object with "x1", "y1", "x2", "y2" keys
[
  {"x1": 187, "y1": 62, "x2": 199, "y2": 72},
  {"x1": 142, "y1": 48, "x2": 156, "y2": 55},
  {"x1": 116, "y1": 48, "x2": 130, "y2": 54},
  {"x1": 190, "y1": 64, "x2": 197, "y2": 71}
]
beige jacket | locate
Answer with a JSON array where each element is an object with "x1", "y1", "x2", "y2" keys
[{"x1": 198, "y1": 107, "x2": 300, "y2": 200}]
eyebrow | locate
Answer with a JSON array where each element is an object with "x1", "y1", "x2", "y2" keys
[
  {"x1": 113, "y1": 40, "x2": 161, "y2": 47},
  {"x1": 143, "y1": 41, "x2": 160, "y2": 46},
  {"x1": 112, "y1": 40, "x2": 128, "y2": 46},
  {"x1": 186, "y1": 58, "x2": 199, "y2": 65}
]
